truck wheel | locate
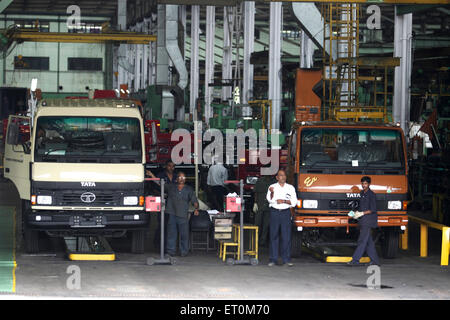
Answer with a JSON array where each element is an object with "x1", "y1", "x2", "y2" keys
[
  {"x1": 131, "y1": 230, "x2": 145, "y2": 254},
  {"x1": 291, "y1": 228, "x2": 303, "y2": 258},
  {"x1": 381, "y1": 228, "x2": 399, "y2": 259},
  {"x1": 24, "y1": 223, "x2": 40, "y2": 254}
]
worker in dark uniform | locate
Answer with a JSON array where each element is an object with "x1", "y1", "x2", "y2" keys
[
  {"x1": 146, "y1": 160, "x2": 178, "y2": 250},
  {"x1": 165, "y1": 172, "x2": 199, "y2": 257},
  {"x1": 348, "y1": 176, "x2": 380, "y2": 266},
  {"x1": 254, "y1": 173, "x2": 276, "y2": 247}
]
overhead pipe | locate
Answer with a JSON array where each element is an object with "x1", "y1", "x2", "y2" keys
[{"x1": 166, "y1": 4, "x2": 188, "y2": 90}]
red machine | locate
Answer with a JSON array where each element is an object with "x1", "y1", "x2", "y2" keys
[
  {"x1": 144, "y1": 119, "x2": 195, "y2": 166},
  {"x1": 235, "y1": 147, "x2": 288, "y2": 193}
]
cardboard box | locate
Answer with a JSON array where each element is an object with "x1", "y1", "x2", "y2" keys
[
  {"x1": 145, "y1": 196, "x2": 161, "y2": 212},
  {"x1": 226, "y1": 197, "x2": 241, "y2": 213}
]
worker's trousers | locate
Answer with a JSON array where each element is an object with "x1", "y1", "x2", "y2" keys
[
  {"x1": 166, "y1": 214, "x2": 189, "y2": 256},
  {"x1": 269, "y1": 208, "x2": 292, "y2": 264},
  {"x1": 352, "y1": 225, "x2": 380, "y2": 264}
]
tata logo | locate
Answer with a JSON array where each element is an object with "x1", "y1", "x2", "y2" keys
[
  {"x1": 346, "y1": 193, "x2": 361, "y2": 198},
  {"x1": 80, "y1": 192, "x2": 96, "y2": 203},
  {"x1": 81, "y1": 182, "x2": 96, "y2": 187}
]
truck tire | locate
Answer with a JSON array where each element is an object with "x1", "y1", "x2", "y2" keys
[
  {"x1": 131, "y1": 230, "x2": 145, "y2": 254},
  {"x1": 24, "y1": 226, "x2": 40, "y2": 254},
  {"x1": 22, "y1": 200, "x2": 40, "y2": 254},
  {"x1": 291, "y1": 228, "x2": 303, "y2": 258},
  {"x1": 381, "y1": 227, "x2": 399, "y2": 259}
]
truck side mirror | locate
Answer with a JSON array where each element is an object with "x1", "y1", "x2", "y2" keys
[{"x1": 6, "y1": 122, "x2": 20, "y2": 146}]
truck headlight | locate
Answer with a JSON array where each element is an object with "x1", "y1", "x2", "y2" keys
[
  {"x1": 303, "y1": 200, "x2": 318, "y2": 209},
  {"x1": 246, "y1": 176, "x2": 258, "y2": 185},
  {"x1": 388, "y1": 201, "x2": 402, "y2": 210},
  {"x1": 123, "y1": 196, "x2": 138, "y2": 206},
  {"x1": 37, "y1": 195, "x2": 52, "y2": 205}
]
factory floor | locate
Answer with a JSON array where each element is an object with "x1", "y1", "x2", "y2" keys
[{"x1": 0, "y1": 179, "x2": 449, "y2": 300}]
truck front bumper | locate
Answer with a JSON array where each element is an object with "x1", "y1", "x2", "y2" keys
[
  {"x1": 293, "y1": 212, "x2": 408, "y2": 228},
  {"x1": 27, "y1": 210, "x2": 150, "y2": 230}
]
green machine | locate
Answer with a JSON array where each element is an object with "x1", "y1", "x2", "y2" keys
[
  {"x1": 143, "y1": 85, "x2": 193, "y2": 131},
  {"x1": 209, "y1": 102, "x2": 263, "y2": 134}
]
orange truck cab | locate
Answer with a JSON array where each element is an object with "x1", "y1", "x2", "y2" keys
[{"x1": 287, "y1": 121, "x2": 408, "y2": 259}]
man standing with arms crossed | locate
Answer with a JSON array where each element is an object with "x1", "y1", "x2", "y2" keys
[{"x1": 267, "y1": 170, "x2": 298, "y2": 267}]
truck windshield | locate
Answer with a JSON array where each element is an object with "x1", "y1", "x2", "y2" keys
[
  {"x1": 34, "y1": 116, "x2": 142, "y2": 163},
  {"x1": 300, "y1": 128, "x2": 405, "y2": 169}
]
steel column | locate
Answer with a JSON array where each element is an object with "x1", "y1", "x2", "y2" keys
[
  {"x1": 393, "y1": 9, "x2": 413, "y2": 135},
  {"x1": 205, "y1": 6, "x2": 215, "y2": 125},
  {"x1": 190, "y1": 5, "x2": 200, "y2": 115},
  {"x1": 117, "y1": 0, "x2": 127, "y2": 91},
  {"x1": 243, "y1": 1, "x2": 255, "y2": 104},
  {"x1": 222, "y1": 6, "x2": 233, "y2": 102},
  {"x1": 268, "y1": 2, "x2": 282, "y2": 131}
]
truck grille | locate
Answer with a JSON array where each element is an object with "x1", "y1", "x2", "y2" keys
[
  {"x1": 60, "y1": 191, "x2": 118, "y2": 206},
  {"x1": 329, "y1": 199, "x2": 360, "y2": 211}
]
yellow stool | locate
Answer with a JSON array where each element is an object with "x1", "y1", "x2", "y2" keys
[
  {"x1": 232, "y1": 224, "x2": 259, "y2": 261},
  {"x1": 219, "y1": 240, "x2": 239, "y2": 261}
]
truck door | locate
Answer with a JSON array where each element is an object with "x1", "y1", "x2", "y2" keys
[{"x1": 3, "y1": 115, "x2": 31, "y2": 200}]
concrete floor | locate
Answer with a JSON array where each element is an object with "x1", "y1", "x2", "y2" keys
[{"x1": 0, "y1": 178, "x2": 449, "y2": 300}]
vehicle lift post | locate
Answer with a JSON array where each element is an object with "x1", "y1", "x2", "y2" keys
[
  {"x1": 225, "y1": 179, "x2": 258, "y2": 266},
  {"x1": 146, "y1": 178, "x2": 176, "y2": 265}
]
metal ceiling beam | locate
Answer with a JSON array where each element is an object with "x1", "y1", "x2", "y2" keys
[
  {"x1": 273, "y1": 0, "x2": 450, "y2": 4},
  {"x1": 9, "y1": 29, "x2": 156, "y2": 44}
]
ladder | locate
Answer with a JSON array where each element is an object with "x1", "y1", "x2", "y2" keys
[{"x1": 322, "y1": 3, "x2": 394, "y2": 123}]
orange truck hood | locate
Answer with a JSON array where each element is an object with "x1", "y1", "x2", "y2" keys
[{"x1": 298, "y1": 173, "x2": 407, "y2": 194}]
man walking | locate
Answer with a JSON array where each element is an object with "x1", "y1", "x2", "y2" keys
[
  {"x1": 347, "y1": 176, "x2": 380, "y2": 266},
  {"x1": 266, "y1": 169, "x2": 297, "y2": 267},
  {"x1": 166, "y1": 172, "x2": 199, "y2": 257}
]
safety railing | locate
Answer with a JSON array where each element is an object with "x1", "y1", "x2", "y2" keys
[{"x1": 400, "y1": 215, "x2": 450, "y2": 266}]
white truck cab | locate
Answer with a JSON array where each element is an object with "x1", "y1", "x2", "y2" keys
[{"x1": 4, "y1": 99, "x2": 148, "y2": 253}]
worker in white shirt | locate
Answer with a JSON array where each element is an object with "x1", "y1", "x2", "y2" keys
[
  {"x1": 207, "y1": 156, "x2": 228, "y2": 210},
  {"x1": 266, "y1": 169, "x2": 297, "y2": 267}
]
